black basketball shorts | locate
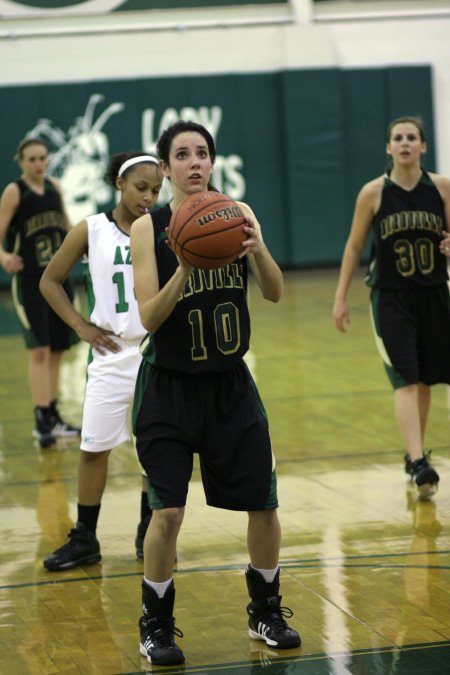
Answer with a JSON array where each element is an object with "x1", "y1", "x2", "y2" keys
[
  {"x1": 133, "y1": 360, "x2": 278, "y2": 511},
  {"x1": 370, "y1": 285, "x2": 450, "y2": 388},
  {"x1": 12, "y1": 273, "x2": 80, "y2": 351}
]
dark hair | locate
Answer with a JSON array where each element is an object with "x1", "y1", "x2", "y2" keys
[
  {"x1": 106, "y1": 151, "x2": 161, "y2": 186},
  {"x1": 386, "y1": 116, "x2": 426, "y2": 143},
  {"x1": 14, "y1": 137, "x2": 48, "y2": 162},
  {"x1": 157, "y1": 120, "x2": 216, "y2": 165}
]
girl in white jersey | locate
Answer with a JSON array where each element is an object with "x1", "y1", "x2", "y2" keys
[{"x1": 39, "y1": 152, "x2": 163, "y2": 571}]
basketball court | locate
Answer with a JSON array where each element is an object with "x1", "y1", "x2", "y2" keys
[{"x1": 0, "y1": 268, "x2": 449, "y2": 674}]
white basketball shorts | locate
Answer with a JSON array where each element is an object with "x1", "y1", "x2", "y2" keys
[{"x1": 80, "y1": 338, "x2": 142, "y2": 452}]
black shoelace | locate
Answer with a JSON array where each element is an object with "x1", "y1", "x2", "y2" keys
[
  {"x1": 144, "y1": 618, "x2": 183, "y2": 648},
  {"x1": 257, "y1": 606, "x2": 294, "y2": 631}
]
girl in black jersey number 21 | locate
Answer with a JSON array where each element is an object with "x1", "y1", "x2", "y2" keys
[
  {"x1": 130, "y1": 120, "x2": 301, "y2": 666},
  {"x1": 0, "y1": 138, "x2": 80, "y2": 447},
  {"x1": 333, "y1": 116, "x2": 450, "y2": 499}
]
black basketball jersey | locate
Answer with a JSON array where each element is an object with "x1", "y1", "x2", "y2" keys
[
  {"x1": 140, "y1": 204, "x2": 251, "y2": 374},
  {"x1": 8, "y1": 178, "x2": 67, "y2": 279},
  {"x1": 365, "y1": 170, "x2": 448, "y2": 289}
]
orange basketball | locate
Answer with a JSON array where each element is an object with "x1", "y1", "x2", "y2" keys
[{"x1": 168, "y1": 191, "x2": 247, "y2": 269}]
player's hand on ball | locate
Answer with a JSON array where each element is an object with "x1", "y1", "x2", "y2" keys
[
  {"x1": 165, "y1": 227, "x2": 194, "y2": 274},
  {"x1": 238, "y1": 216, "x2": 264, "y2": 258},
  {"x1": 176, "y1": 254, "x2": 194, "y2": 275}
]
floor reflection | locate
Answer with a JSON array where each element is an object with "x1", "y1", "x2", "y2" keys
[{"x1": 1, "y1": 272, "x2": 449, "y2": 675}]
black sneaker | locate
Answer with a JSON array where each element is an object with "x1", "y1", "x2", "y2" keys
[
  {"x1": 33, "y1": 426, "x2": 56, "y2": 448},
  {"x1": 33, "y1": 406, "x2": 56, "y2": 448},
  {"x1": 140, "y1": 581, "x2": 184, "y2": 665},
  {"x1": 245, "y1": 565, "x2": 301, "y2": 649},
  {"x1": 43, "y1": 522, "x2": 101, "y2": 571},
  {"x1": 139, "y1": 615, "x2": 184, "y2": 666},
  {"x1": 50, "y1": 408, "x2": 81, "y2": 437},
  {"x1": 51, "y1": 419, "x2": 81, "y2": 437},
  {"x1": 405, "y1": 452, "x2": 439, "y2": 499},
  {"x1": 135, "y1": 515, "x2": 151, "y2": 559},
  {"x1": 247, "y1": 599, "x2": 301, "y2": 649}
]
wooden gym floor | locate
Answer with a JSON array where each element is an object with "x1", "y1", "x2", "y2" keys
[{"x1": 0, "y1": 268, "x2": 449, "y2": 675}]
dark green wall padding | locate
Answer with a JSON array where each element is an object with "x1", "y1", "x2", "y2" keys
[{"x1": 0, "y1": 65, "x2": 434, "y2": 288}]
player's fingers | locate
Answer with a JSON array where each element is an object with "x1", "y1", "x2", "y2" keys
[
  {"x1": 334, "y1": 314, "x2": 348, "y2": 332},
  {"x1": 105, "y1": 339, "x2": 121, "y2": 352},
  {"x1": 94, "y1": 336, "x2": 120, "y2": 353}
]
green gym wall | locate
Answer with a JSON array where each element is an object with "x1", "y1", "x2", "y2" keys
[{"x1": 0, "y1": 65, "x2": 434, "y2": 288}]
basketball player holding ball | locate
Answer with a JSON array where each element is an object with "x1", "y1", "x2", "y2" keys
[{"x1": 131, "y1": 120, "x2": 301, "y2": 666}]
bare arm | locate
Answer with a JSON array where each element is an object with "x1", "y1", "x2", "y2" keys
[
  {"x1": 40, "y1": 221, "x2": 119, "y2": 353},
  {"x1": 332, "y1": 178, "x2": 381, "y2": 332},
  {"x1": 0, "y1": 182, "x2": 23, "y2": 273},
  {"x1": 131, "y1": 214, "x2": 193, "y2": 334},
  {"x1": 237, "y1": 202, "x2": 283, "y2": 303}
]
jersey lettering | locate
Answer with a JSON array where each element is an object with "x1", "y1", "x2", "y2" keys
[
  {"x1": 393, "y1": 238, "x2": 435, "y2": 277},
  {"x1": 188, "y1": 302, "x2": 240, "y2": 361},
  {"x1": 380, "y1": 210, "x2": 443, "y2": 240},
  {"x1": 181, "y1": 263, "x2": 244, "y2": 300},
  {"x1": 35, "y1": 231, "x2": 63, "y2": 267},
  {"x1": 112, "y1": 271, "x2": 129, "y2": 313}
]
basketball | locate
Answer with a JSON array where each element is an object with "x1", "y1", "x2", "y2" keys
[{"x1": 168, "y1": 191, "x2": 247, "y2": 269}]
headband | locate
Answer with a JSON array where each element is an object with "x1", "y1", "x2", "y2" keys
[{"x1": 118, "y1": 155, "x2": 159, "y2": 177}]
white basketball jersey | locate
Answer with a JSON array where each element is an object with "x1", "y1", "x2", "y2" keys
[{"x1": 83, "y1": 212, "x2": 145, "y2": 340}]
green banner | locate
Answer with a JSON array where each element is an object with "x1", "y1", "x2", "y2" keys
[{"x1": 0, "y1": 65, "x2": 434, "y2": 288}]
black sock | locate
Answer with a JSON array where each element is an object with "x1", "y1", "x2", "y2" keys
[
  {"x1": 78, "y1": 503, "x2": 101, "y2": 534},
  {"x1": 141, "y1": 491, "x2": 152, "y2": 522}
]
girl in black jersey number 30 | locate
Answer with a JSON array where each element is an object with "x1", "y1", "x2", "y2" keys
[
  {"x1": 333, "y1": 116, "x2": 450, "y2": 499},
  {"x1": 130, "y1": 120, "x2": 300, "y2": 666}
]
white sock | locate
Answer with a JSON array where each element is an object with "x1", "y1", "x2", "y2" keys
[
  {"x1": 250, "y1": 564, "x2": 279, "y2": 583},
  {"x1": 144, "y1": 576, "x2": 173, "y2": 599}
]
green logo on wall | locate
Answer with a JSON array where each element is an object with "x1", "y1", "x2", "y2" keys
[{"x1": 22, "y1": 93, "x2": 245, "y2": 224}]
